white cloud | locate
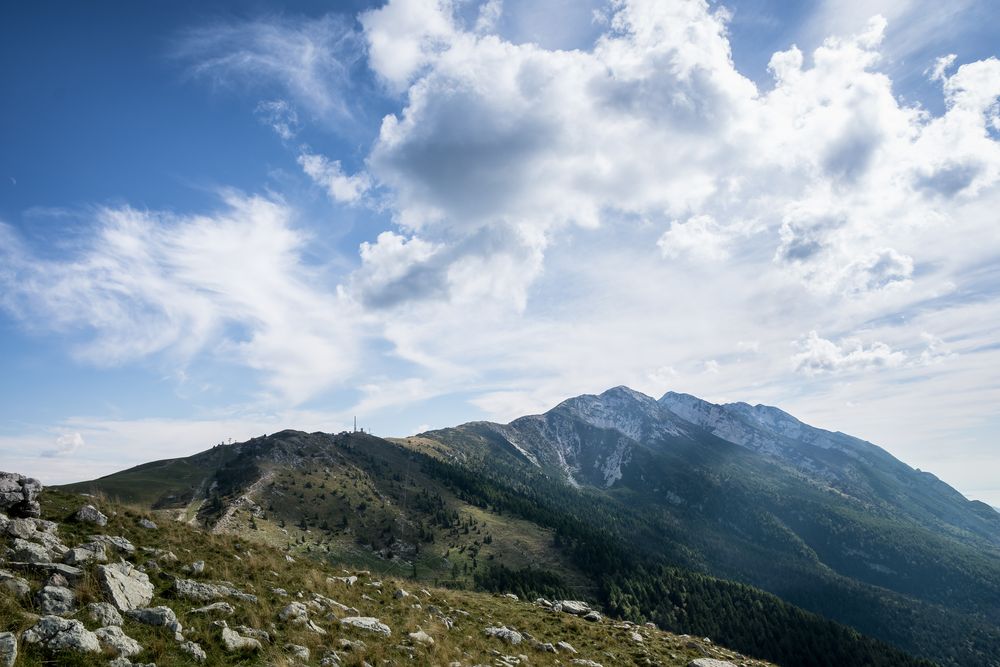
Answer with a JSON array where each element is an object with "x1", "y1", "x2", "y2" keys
[
  {"x1": 0, "y1": 194, "x2": 359, "y2": 404},
  {"x1": 175, "y1": 15, "x2": 361, "y2": 121},
  {"x1": 793, "y1": 331, "x2": 907, "y2": 374},
  {"x1": 41, "y1": 432, "x2": 84, "y2": 458},
  {"x1": 298, "y1": 151, "x2": 372, "y2": 203},
  {"x1": 255, "y1": 99, "x2": 299, "y2": 139}
]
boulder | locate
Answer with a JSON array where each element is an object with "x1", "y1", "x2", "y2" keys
[
  {"x1": 393, "y1": 588, "x2": 410, "y2": 599},
  {"x1": 287, "y1": 643, "x2": 310, "y2": 660},
  {"x1": 64, "y1": 541, "x2": 108, "y2": 565},
  {"x1": 86, "y1": 602, "x2": 123, "y2": 626},
  {"x1": 126, "y1": 606, "x2": 183, "y2": 637},
  {"x1": 557, "y1": 600, "x2": 592, "y2": 615},
  {"x1": 0, "y1": 632, "x2": 16, "y2": 667},
  {"x1": 328, "y1": 575, "x2": 357, "y2": 586},
  {"x1": 221, "y1": 627, "x2": 261, "y2": 652},
  {"x1": 35, "y1": 585, "x2": 75, "y2": 615},
  {"x1": 583, "y1": 610, "x2": 602, "y2": 622},
  {"x1": 278, "y1": 601, "x2": 310, "y2": 623},
  {"x1": 688, "y1": 661, "x2": 738, "y2": 667},
  {"x1": 73, "y1": 505, "x2": 108, "y2": 526},
  {"x1": 556, "y1": 641, "x2": 578, "y2": 654},
  {"x1": 190, "y1": 601, "x2": 234, "y2": 615},
  {"x1": 22, "y1": 616, "x2": 101, "y2": 653},
  {"x1": 138, "y1": 518, "x2": 157, "y2": 530},
  {"x1": 11, "y1": 538, "x2": 50, "y2": 563},
  {"x1": 571, "y1": 660, "x2": 604, "y2": 667},
  {"x1": 191, "y1": 560, "x2": 205, "y2": 574},
  {"x1": 340, "y1": 616, "x2": 391, "y2": 636},
  {"x1": 179, "y1": 640, "x2": 207, "y2": 662},
  {"x1": 484, "y1": 626, "x2": 523, "y2": 645},
  {"x1": 0, "y1": 569, "x2": 30, "y2": 600},
  {"x1": 0, "y1": 472, "x2": 42, "y2": 518},
  {"x1": 95, "y1": 626, "x2": 143, "y2": 658},
  {"x1": 409, "y1": 630, "x2": 434, "y2": 645},
  {"x1": 172, "y1": 578, "x2": 258, "y2": 603},
  {"x1": 90, "y1": 535, "x2": 136, "y2": 555},
  {"x1": 98, "y1": 562, "x2": 154, "y2": 611},
  {"x1": 5, "y1": 518, "x2": 36, "y2": 539}
]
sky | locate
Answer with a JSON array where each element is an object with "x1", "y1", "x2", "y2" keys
[{"x1": 1, "y1": 0, "x2": 999, "y2": 505}]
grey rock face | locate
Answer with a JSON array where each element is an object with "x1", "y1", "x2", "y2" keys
[
  {"x1": 90, "y1": 535, "x2": 136, "y2": 555},
  {"x1": 23, "y1": 616, "x2": 101, "y2": 653},
  {"x1": 95, "y1": 626, "x2": 143, "y2": 658},
  {"x1": 86, "y1": 602, "x2": 123, "y2": 626},
  {"x1": 484, "y1": 626, "x2": 523, "y2": 645},
  {"x1": 126, "y1": 606, "x2": 183, "y2": 636},
  {"x1": 0, "y1": 569, "x2": 30, "y2": 600},
  {"x1": 221, "y1": 626, "x2": 261, "y2": 652},
  {"x1": 64, "y1": 540, "x2": 108, "y2": 565},
  {"x1": 340, "y1": 616, "x2": 391, "y2": 636},
  {"x1": 0, "y1": 632, "x2": 16, "y2": 667},
  {"x1": 179, "y1": 640, "x2": 207, "y2": 662},
  {"x1": 172, "y1": 578, "x2": 258, "y2": 603},
  {"x1": 190, "y1": 601, "x2": 234, "y2": 615},
  {"x1": 73, "y1": 505, "x2": 108, "y2": 526},
  {"x1": 35, "y1": 585, "x2": 75, "y2": 616},
  {"x1": 11, "y1": 538, "x2": 50, "y2": 563},
  {"x1": 0, "y1": 472, "x2": 42, "y2": 518},
  {"x1": 98, "y1": 562, "x2": 154, "y2": 611}
]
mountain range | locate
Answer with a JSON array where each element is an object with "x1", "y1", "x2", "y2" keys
[{"x1": 62, "y1": 387, "x2": 1000, "y2": 666}]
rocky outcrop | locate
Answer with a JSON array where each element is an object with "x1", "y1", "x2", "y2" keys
[
  {"x1": 0, "y1": 632, "x2": 16, "y2": 667},
  {"x1": 98, "y1": 562, "x2": 154, "y2": 611},
  {"x1": 485, "y1": 626, "x2": 523, "y2": 645},
  {"x1": 87, "y1": 601, "x2": 123, "y2": 626},
  {"x1": 23, "y1": 616, "x2": 101, "y2": 653},
  {"x1": 340, "y1": 616, "x2": 391, "y2": 636},
  {"x1": 126, "y1": 606, "x2": 183, "y2": 638},
  {"x1": 172, "y1": 578, "x2": 258, "y2": 603},
  {"x1": 73, "y1": 504, "x2": 108, "y2": 526},
  {"x1": 35, "y1": 585, "x2": 75, "y2": 615},
  {"x1": 0, "y1": 472, "x2": 42, "y2": 518},
  {"x1": 95, "y1": 626, "x2": 143, "y2": 658}
]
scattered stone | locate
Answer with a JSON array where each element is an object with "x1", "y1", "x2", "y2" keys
[
  {"x1": 583, "y1": 610, "x2": 602, "y2": 622},
  {"x1": 11, "y1": 538, "x2": 50, "y2": 563},
  {"x1": 90, "y1": 535, "x2": 135, "y2": 555},
  {"x1": 485, "y1": 626, "x2": 523, "y2": 645},
  {"x1": 73, "y1": 505, "x2": 108, "y2": 526},
  {"x1": 109, "y1": 658, "x2": 155, "y2": 667},
  {"x1": 393, "y1": 588, "x2": 410, "y2": 599},
  {"x1": 191, "y1": 560, "x2": 205, "y2": 574},
  {"x1": 126, "y1": 606, "x2": 183, "y2": 637},
  {"x1": 286, "y1": 643, "x2": 311, "y2": 660},
  {"x1": 7, "y1": 561, "x2": 83, "y2": 583},
  {"x1": 5, "y1": 518, "x2": 36, "y2": 539},
  {"x1": 190, "y1": 601, "x2": 234, "y2": 615},
  {"x1": 272, "y1": 587, "x2": 288, "y2": 596},
  {"x1": 98, "y1": 562, "x2": 154, "y2": 611},
  {"x1": 236, "y1": 625, "x2": 271, "y2": 643},
  {"x1": 558, "y1": 600, "x2": 592, "y2": 615},
  {"x1": 0, "y1": 569, "x2": 30, "y2": 599},
  {"x1": 687, "y1": 661, "x2": 738, "y2": 667},
  {"x1": 0, "y1": 472, "x2": 42, "y2": 518},
  {"x1": 35, "y1": 585, "x2": 75, "y2": 615},
  {"x1": 535, "y1": 641, "x2": 557, "y2": 653},
  {"x1": 45, "y1": 573, "x2": 69, "y2": 588},
  {"x1": 23, "y1": 615, "x2": 101, "y2": 653},
  {"x1": 95, "y1": 626, "x2": 143, "y2": 658},
  {"x1": 409, "y1": 630, "x2": 434, "y2": 645},
  {"x1": 180, "y1": 640, "x2": 207, "y2": 662},
  {"x1": 87, "y1": 602, "x2": 123, "y2": 627},
  {"x1": 535, "y1": 598, "x2": 553, "y2": 607},
  {"x1": 279, "y1": 601, "x2": 310, "y2": 623},
  {"x1": 172, "y1": 578, "x2": 258, "y2": 603},
  {"x1": 328, "y1": 575, "x2": 357, "y2": 586},
  {"x1": 221, "y1": 626, "x2": 262, "y2": 652},
  {"x1": 557, "y1": 641, "x2": 578, "y2": 654},
  {"x1": 630, "y1": 631, "x2": 643, "y2": 642},
  {"x1": 339, "y1": 638, "x2": 367, "y2": 651},
  {"x1": 341, "y1": 616, "x2": 391, "y2": 636},
  {"x1": 571, "y1": 660, "x2": 604, "y2": 667},
  {"x1": 64, "y1": 541, "x2": 108, "y2": 565},
  {"x1": 503, "y1": 593, "x2": 519, "y2": 601},
  {"x1": 0, "y1": 632, "x2": 15, "y2": 667},
  {"x1": 138, "y1": 518, "x2": 157, "y2": 530}
]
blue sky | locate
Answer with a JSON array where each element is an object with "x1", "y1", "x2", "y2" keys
[{"x1": 2, "y1": 0, "x2": 1000, "y2": 505}]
